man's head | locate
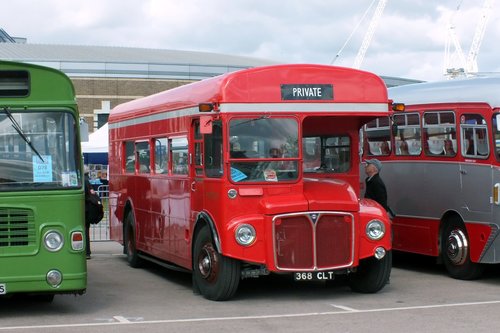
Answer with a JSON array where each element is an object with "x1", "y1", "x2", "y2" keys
[{"x1": 364, "y1": 158, "x2": 382, "y2": 176}]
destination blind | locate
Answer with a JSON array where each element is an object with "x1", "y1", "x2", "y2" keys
[{"x1": 281, "y1": 84, "x2": 333, "y2": 100}]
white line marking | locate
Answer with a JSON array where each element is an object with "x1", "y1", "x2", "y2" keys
[
  {"x1": 2, "y1": 300, "x2": 500, "y2": 330},
  {"x1": 330, "y1": 304, "x2": 359, "y2": 312},
  {"x1": 113, "y1": 316, "x2": 130, "y2": 323}
]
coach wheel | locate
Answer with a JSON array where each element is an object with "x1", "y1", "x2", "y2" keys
[
  {"x1": 192, "y1": 225, "x2": 240, "y2": 301},
  {"x1": 441, "y1": 217, "x2": 483, "y2": 280},
  {"x1": 348, "y1": 250, "x2": 392, "y2": 293},
  {"x1": 125, "y1": 213, "x2": 142, "y2": 268}
]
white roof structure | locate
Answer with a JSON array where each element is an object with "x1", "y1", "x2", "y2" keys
[
  {"x1": 81, "y1": 123, "x2": 108, "y2": 154},
  {"x1": 389, "y1": 76, "x2": 500, "y2": 107}
]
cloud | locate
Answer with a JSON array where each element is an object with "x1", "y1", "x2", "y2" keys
[{"x1": 1, "y1": 0, "x2": 499, "y2": 81}]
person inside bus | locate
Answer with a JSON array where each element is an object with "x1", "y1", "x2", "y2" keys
[
  {"x1": 444, "y1": 139, "x2": 455, "y2": 156},
  {"x1": 364, "y1": 158, "x2": 394, "y2": 218}
]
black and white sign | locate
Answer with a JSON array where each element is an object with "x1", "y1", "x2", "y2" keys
[{"x1": 281, "y1": 84, "x2": 333, "y2": 100}]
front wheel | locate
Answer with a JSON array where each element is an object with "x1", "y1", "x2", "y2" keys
[
  {"x1": 349, "y1": 250, "x2": 392, "y2": 293},
  {"x1": 441, "y1": 217, "x2": 484, "y2": 280},
  {"x1": 192, "y1": 225, "x2": 240, "y2": 301}
]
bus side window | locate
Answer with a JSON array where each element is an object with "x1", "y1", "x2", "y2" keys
[
  {"x1": 154, "y1": 138, "x2": 168, "y2": 174},
  {"x1": 461, "y1": 114, "x2": 488, "y2": 159},
  {"x1": 423, "y1": 111, "x2": 456, "y2": 157},
  {"x1": 364, "y1": 117, "x2": 391, "y2": 156},
  {"x1": 124, "y1": 141, "x2": 135, "y2": 173},
  {"x1": 171, "y1": 137, "x2": 188, "y2": 175},
  {"x1": 136, "y1": 141, "x2": 150, "y2": 174},
  {"x1": 396, "y1": 112, "x2": 422, "y2": 156}
]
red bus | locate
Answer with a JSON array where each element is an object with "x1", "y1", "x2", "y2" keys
[
  {"x1": 108, "y1": 64, "x2": 393, "y2": 300},
  {"x1": 364, "y1": 77, "x2": 500, "y2": 280}
]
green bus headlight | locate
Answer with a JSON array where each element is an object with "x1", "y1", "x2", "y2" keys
[{"x1": 44, "y1": 231, "x2": 64, "y2": 252}]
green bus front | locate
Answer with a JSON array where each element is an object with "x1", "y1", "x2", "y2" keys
[{"x1": 0, "y1": 61, "x2": 86, "y2": 299}]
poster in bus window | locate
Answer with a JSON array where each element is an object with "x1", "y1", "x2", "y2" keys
[{"x1": 33, "y1": 155, "x2": 52, "y2": 182}]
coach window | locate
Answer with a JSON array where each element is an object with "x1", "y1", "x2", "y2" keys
[
  {"x1": 171, "y1": 137, "x2": 188, "y2": 175},
  {"x1": 393, "y1": 113, "x2": 421, "y2": 156},
  {"x1": 124, "y1": 141, "x2": 135, "y2": 173},
  {"x1": 154, "y1": 138, "x2": 168, "y2": 174},
  {"x1": 461, "y1": 114, "x2": 488, "y2": 158},
  {"x1": 423, "y1": 111, "x2": 456, "y2": 157},
  {"x1": 205, "y1": 120, "x2": 223, "y2": 178},
  {"x1": 365, "y1": 117, "x2": 391, "y2": 156}
]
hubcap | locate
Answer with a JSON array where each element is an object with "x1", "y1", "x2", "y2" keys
[
  {"x1": 446, "y1": 228, "x2": 468, "y2": 265},
  {"x1": 197, "y1": 243, "x2": 218, "y2": 282}
]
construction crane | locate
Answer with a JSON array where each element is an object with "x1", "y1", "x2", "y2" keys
[
  {"x1": 352, "y1": 0, "x2": 388, "y2": 69},
  {"x1": 331, "y1": 0, "x2": 387, "y2": 68},
  {"x1": 444, "y1": 0, "x2": 494, "y2": 78},
  {"x1": 466, "y1": 0, "x2": 494, "y2": 73}
]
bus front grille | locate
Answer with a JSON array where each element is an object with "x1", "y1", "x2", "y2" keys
[
  {"x1": 0, "y1": 208, "x2": 36, "y2": 247},
  {"x1": 273, "y1": 212, "x2": 354, "y2": 271}
]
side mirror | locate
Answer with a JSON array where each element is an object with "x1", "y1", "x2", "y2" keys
[{"x1": 200, "y1": 116, "x2": 213, "y2": 134}]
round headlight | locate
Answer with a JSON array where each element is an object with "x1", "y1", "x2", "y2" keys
[
  {"x1": 46, "y1": 269, "x2": 63, "y2": 287},
  {"x1": 366, "y1": 220, "x2": 385, "y2": 240},
  {"x1": 44, "y1": 231, "x2": 64, "y2": 252},
  {"x1": 235, "y1": 224, "x2": 256, "y2": 246}
]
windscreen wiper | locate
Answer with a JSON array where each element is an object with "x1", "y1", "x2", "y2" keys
[{"x1": 2, "y1": 107, "x2": 44, "y2": 162}]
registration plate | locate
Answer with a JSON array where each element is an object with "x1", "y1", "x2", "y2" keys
[
  {"x1": 0, "y1": 283, "x2": 6, "y2": 295},
  {"x1": 294, "y1": 271, "x2": 335, "y2": 281}
]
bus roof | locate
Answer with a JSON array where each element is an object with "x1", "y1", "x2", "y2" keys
[
  {"x1": 389, "y1": 76, "x2": 500, "y2": 108},
  {"x1": 0, "y1": 60, "x2": 76, "y2": 104},
  {"x1": 109, "y1": 64, "x2": 389, "y2": 123}
]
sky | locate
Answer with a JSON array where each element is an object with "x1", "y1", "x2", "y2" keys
[{"x1": 1, "y1": 0, "x2": 499, "y2": 82}]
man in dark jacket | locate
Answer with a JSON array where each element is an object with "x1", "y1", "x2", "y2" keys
[
  {"x1": 364, "y1": 159, "x2": 389, "y2": 213},
  {"x1": 84, "y1": 170, "x2": 92, "y2": 259}
]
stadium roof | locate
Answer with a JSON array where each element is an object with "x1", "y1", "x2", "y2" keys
[
  {"x1": 0, "y1": 42, "x2": 421, "y2": 85},
  {"x1": 0, "y1": 43, "x2": 279, "y2": 79}
]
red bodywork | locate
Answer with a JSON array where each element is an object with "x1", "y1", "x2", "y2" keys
[{"x1": 108, "y1": 64, "x2": 392, "y2": 273}]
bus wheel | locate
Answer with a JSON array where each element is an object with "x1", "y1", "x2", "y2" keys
[
  {"x1": 124, "y1": 213, "x2": 142, "y2": 268},
  {"x1": 441, "y1": 217, "x2": 484, "y2": 280},
  {"x1": 192, "y1": 226, "x2": 240, "y2": 301},
  {"x1": 349, "y1": 250, "x2": 392, "y2": 293}
]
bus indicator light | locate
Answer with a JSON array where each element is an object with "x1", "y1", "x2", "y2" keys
[
  {"x1": 71, "y1": 232, "x2": 84, "y2": 251},
  {"x1": 199, "y1": 103, "x2": 214, "y2": 112},
  {"x1": 494, "y1": 183, "x2": 500, "y2": 205},
  {"x1": 391, "y1": 103, "x2": 405, "y2": 112}
]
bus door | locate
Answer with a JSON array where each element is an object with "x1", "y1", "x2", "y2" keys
[
  {"x1": 459, "y1": 114, "x2": 492, "y2": 214},
  {"x1": 191, "y1": 120, "x2": 205, "y2": 220},
  {"x1": 191, "y1": 118, "x2": 224, "y2": 225}
]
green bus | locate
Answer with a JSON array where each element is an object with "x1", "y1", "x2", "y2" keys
[{"x1": 0, "y1": 61, "x2": 86, "y2": 301}]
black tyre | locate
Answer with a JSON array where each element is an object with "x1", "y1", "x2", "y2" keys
[
  {"x1": 124, "y1": 213, "x2": 143, "y2": 268},
  {"x1": 192, "y1": 225, "x2": 240, "y2": 301},
  {"x1": 441, "y1": 217, "x2": 484, "y2": 280},
  {"x1": 349, "y1": 250, "x2": 392, "y2": 293}
]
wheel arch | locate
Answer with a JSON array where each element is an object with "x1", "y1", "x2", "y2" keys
[{"x1": 193, "y1": 211, "x2": 221, "y2": 254}]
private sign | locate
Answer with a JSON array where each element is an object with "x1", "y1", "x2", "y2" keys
[{"x1": 281, "y1": 84, "x2": 333, "y2": 100}]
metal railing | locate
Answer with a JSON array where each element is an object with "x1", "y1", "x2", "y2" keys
[{"x1": 90, "y1": 185, "x2": 110, "y2": 241}]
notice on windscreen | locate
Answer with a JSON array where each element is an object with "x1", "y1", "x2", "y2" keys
[{"x1": 33, "y1": 155, "x2": 53, "y2": 182}]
